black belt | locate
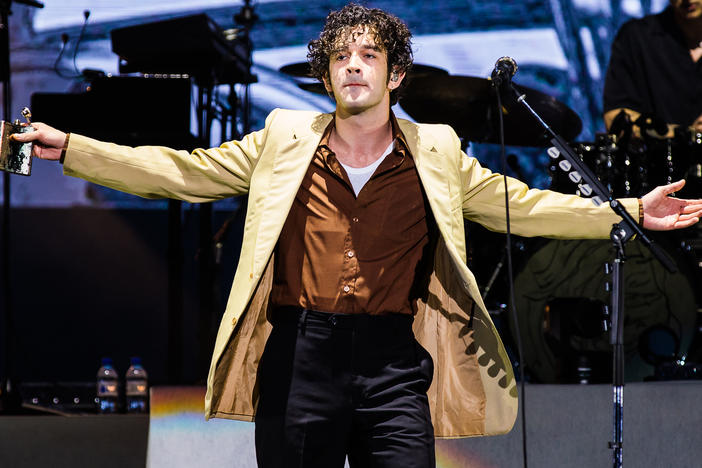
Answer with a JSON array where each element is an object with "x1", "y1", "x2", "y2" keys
[{"x1": 270, "y1": 306, "x2": 413, "y2": 331}]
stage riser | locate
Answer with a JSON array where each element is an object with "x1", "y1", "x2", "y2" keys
[{"x1": 1, "y1": 383, "x2": 700, "y2": 467}]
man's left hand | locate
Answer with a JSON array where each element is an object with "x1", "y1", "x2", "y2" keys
[{"x1": 641, "y1": 180, "x2": 702, "y2": 230}]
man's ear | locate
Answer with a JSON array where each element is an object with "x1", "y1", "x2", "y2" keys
[{"x1": 388, "y1": 68, "x2": 406, "y2": 90}]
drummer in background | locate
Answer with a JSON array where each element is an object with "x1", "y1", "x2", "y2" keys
[{"x1": 603, "y1": 0, "x2": 702, "y2": 136}]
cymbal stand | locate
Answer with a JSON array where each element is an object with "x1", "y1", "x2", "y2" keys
[{"x1": 504, "y1": 80, "x2": 676, "y2": 468}]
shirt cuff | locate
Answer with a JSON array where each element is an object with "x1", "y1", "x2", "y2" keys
[
  {"x1": 638, "y1": 198, "x2": 644, "y2": 226},
  {"x1": 59, "y1": 133, "x2": 71, "y2": 164}
]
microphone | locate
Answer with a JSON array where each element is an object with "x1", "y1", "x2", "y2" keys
[{"x1": 491, "y1": 56, "x2": 518, "y2": 87}]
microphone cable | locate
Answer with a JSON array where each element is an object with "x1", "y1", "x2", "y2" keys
[
  {"x1": 72, "y1": 10, "x2": 91, "y2": 76},
  {"x1": 494, "y1": 82, "x2": 529, "y2": 468},
  {"x1": 53, "y1": 10, "x2": 90, "y2": 79},
  {"x1": 53, "y1": 33, "x2": 71, "y2": 78}
]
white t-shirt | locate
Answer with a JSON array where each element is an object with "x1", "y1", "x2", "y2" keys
[{"x1": 338, "y1": 140, "x2": 395, "y2": 197}]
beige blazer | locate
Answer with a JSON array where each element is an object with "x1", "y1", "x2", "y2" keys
[{"x1": 64, "y1": 109, "x2": 638, "y2": 437}]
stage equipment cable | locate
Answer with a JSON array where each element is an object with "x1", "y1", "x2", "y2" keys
[
  {"x1": 494, "y1": 85, "x2": 528, "y2": 468},
  {"x1": 52, "y1": 33, "x2": 70, "y2": 78},
  {"x1": 53, "y1": 10, "x2": 89, "y2": 79},
  {"x1": 72, "y1": 10, "x2": 90, "y2": 76}
]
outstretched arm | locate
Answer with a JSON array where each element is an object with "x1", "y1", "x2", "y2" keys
[
  {"x1": 10, "y1": 114, "x2": 270, "y2": 202},
  {"x1": 641, "y1": 179, "x2": 702, "y2": 230}
]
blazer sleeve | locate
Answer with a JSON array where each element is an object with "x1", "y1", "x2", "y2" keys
[
  {"x1": 453, "y1": 136, "x2": 639, "y2": 239},
  {"x1": 62, "y1": 109, "x2": 277, "y2": 203}
]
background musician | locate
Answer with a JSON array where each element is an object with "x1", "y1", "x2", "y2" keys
[{"x1": 603, "y1": 0, "x2": 702, "y2": 136}]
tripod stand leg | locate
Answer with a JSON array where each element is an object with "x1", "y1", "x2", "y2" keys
[
  {"x1": 610, "y1": 345, "x2": 624, "y2": 468},
  {"x1": 608, "y1": 229, "x2": 627, "y2": 468}
]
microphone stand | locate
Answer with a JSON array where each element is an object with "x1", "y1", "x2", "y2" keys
[{"x1": 502, "y1": 80, "x2": 676, "y2": 468}]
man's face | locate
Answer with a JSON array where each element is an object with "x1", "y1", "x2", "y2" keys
[
  {"x1": 670, "y1": 0, "x2": 702, "y2": 21},
  {"x1": 323, "y1": 26, "x2": 403, "y2": 116}
]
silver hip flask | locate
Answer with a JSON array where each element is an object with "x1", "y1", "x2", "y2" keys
[{"x1": 0, "y1": 107, "x2": 34, "y2": 176}]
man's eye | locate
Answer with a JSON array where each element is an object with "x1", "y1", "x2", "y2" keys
[{"x1": 336, "y1": 55, "x2": 347, "y2": 61}]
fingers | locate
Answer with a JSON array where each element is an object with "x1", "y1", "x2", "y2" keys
[
  {"x1": 642, "y1": 180, "x2": 687, "y2": 209},
  {"x1": 30, "y1": 142, "x2": 62, "y2": 161},
  {"x1": 10, "y1": 123, "x2": 67, "y2": 149},
  {"x1": 661, "y1": 179, "x2": 685, "y2": 195},
  {"x1": 685, "y1": 207, "x2": 702, "y2": 218},
  {"x1": 675, "y1": 217, "x2": 700, "y2": 229},
  {"x1": 10, "y1": 129, "x2": 37, "y2": 142},
  {"x1": 32, "y1": 144, "x2": 45, "y2": 159},
  {"x1": 682, "y1": 203, "x2": 702, "y2": 214},
  {"x1": 679, "y1": 211, "x2": 702, "y2": 221}
]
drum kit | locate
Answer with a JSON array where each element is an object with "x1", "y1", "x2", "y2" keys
[{"x1": 280, "y1": 62, "x2": 702, "y2": 383}]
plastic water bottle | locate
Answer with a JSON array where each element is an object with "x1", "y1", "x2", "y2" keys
[
  {"x1": 96, "y1": 357, "x2": 119, "y2": 413},
  {"x1": 125, "y1": 357, "x2": 149, "y2": 413}
]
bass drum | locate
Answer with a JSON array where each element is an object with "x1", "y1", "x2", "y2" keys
[{"x1": 509, "y1": 238, "x2": 697, "y2": 383}]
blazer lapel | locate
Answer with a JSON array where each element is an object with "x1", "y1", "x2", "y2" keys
[
  {"x1": 251, "y1": 113, "x2": 333, "y2": 275},
  {"x1": 398, "y1": 119, "x2": 454, "y2": 239}
]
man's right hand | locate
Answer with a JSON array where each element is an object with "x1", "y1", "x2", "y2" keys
[
  {"x1": 11, "y1": 122, "x2": 67, "y2": 161},
  {"x1": 692, "y1": 113, "x2": 702, "y2": 133}
]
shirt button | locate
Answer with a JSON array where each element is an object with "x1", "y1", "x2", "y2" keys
[
  {"x1": 347, "y1": 250, "x2": 355, "y2": 258},
  {"x1": 343, "y1": 285, "x2": 351, "y2": 293},
  {"x1": 352, "y1": 217, "x2": 359, "y2": 223}
]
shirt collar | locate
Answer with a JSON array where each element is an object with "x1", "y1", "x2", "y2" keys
[{"x1": 318, "y1": 110, "x2": 410, "y2": 157}]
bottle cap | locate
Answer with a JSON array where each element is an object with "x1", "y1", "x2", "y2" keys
[
  {"x1": 101, "y1": 357, "x2": 114, "y2": 366},
  {"x1": 130, "y1": 357, "x2": 142, "y2": 365}
]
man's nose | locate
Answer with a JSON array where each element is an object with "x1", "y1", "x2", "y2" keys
[{"x1": 346, "y1": 54, "x2": 362, "y2": 73}]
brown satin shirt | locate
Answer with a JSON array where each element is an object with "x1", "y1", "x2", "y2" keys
[{"x1": 270, "y1": 113, "x2": 437, "y2": 315}]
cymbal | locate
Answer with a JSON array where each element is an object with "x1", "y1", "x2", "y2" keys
[
  {"x1": 297, "y1": 82, "x2": 328, "y2": 95},
  {"x1": 280, "y1": 62, "x2": 315, "y2": 78},
  {"x1": 280, "y1": 62, "x2": 449, "y2": 79},
  {"x1": 399, "y1": 75, "x2": 582, "y2": 146}
]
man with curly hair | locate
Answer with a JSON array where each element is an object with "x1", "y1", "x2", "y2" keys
[{"x1": 15, "y1": 3, "x2": 702, "y2": 468}]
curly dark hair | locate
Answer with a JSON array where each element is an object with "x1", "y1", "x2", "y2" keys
[{"x1": 307, "y1": 3, "x2": 413, "y2": 106}]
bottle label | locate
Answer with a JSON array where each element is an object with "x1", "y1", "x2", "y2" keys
[
  {"x1": 126, "y1": 379, "x2": 148, "y2": 396},
  {"x1": 97, "y1": 379, "x2": 118, "y2": 397}
]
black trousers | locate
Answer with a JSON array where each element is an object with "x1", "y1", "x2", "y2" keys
[{"x1": 255, "y1": 308, "x2": 435, "y2": 468}]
